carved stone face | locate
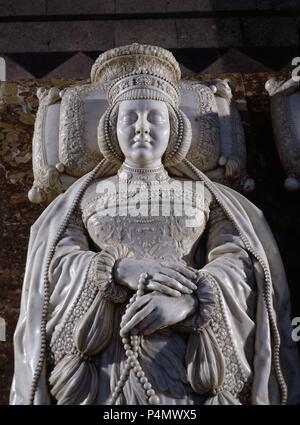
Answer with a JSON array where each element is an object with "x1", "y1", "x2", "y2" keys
[{"x1": 117, "y1": 99, "x2": 170, "y2": 167}]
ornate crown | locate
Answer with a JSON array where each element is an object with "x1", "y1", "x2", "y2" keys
[{"x1": 90, "y1": 43, "x2": 181, "y2": 107}]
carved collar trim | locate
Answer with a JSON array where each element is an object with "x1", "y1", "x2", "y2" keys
[{"x1": 117, "y1": 163, "x2": 170, "y2": 185}]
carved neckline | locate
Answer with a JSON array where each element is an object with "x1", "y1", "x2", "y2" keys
[{"x1": 117, "y1": 163, "x2": 170, "y2": 185}]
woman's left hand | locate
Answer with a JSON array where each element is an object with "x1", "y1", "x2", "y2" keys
[{"x1": 120, "y1": 291, "x2": 198, "y2": 336}]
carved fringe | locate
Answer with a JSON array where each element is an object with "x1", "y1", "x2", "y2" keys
[
  {"x1": 74, "y1": 291, "x2": 114, "y2": 355},
  {"x1": 205, "y1": 390, "x2": 241, "y2": 405},
  {"x1": 49, "y1": 294, "x2": 114, "y2": 405},
  {"x1": 49, "y1": 354, "x2": 98, "y2": 405},
  {"x1": 186, "y1": 326, "x2": 241, "y2": 405},
  {"x1": 186, "y1": 327, "x2": 225, "y2": 393}
]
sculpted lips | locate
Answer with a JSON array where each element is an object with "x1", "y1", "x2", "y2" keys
[{"x1": 132, "y1": 136, "x2": 152, "y2": 146}]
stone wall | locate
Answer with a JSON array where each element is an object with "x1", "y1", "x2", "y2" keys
[
  {"x1": 1, "y1": 0, "x2": 300, "y2": 78},
  {"x1": 0, "y1": 71, "x2": 299, "y2": 404}
]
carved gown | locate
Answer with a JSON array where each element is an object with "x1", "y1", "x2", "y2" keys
[
  {"x1": 10, "y1": 167, "x2": 300, "y2": 405},
  {"x1": 47, "y1": 171, "x2": 256, "y2": 405}
]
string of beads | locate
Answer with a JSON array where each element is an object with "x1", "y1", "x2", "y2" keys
[
  {"x1": 29, "y1": 160, "x2": 107, "y2": 405},
  {"x1": 108, "y1": 272, "x2": 160, "y2": 405},
  {"x1": 183, "y1": 158, "x2": 287, "y2": 405}
]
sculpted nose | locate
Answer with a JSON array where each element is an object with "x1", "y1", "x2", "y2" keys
[
  {"x1": 136, "y1": 128, "x2": 150, "y2": 135},
  {"x1": 135, "y1": 117, "x2": 150, "y2": 135}
]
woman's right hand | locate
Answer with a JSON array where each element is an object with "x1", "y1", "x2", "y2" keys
[{"x1": 113, "y1": 258, "x2": 198, "y2": 297}]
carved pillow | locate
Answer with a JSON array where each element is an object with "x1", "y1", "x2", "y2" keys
[
  {"x1": 58, "y1": 83, "x2": 108, "y2": 177},
  {"x1": 29, "y1": 87, "x2": 74, "y2": 203},
  {"x1": 178, "y1": 81, "x2": 220, "y2": 172},
  {"x1": 58, "y1": 81, "x2": 221, "y2": 177},
  {"x1": 29, "y1": 79, "x2": 252, "y2": 203}
]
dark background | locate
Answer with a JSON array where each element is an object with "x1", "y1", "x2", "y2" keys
[
  {"x1": 0, "y1": 0, "x2": 300, "y2": 405},
  {"x1": 1, "y1": 0, "x2": 300, "y2": 79}
]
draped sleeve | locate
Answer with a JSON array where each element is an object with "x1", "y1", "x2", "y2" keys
[
  {"x1": 46, "y1": 211, "x2": 130, "y2": 405},
  {"x1": 9, "y1": 172, "x2": 131, "y2": 405},
  {"x1": 185, "y1": 201, "x2": 257, "y2": 405}
]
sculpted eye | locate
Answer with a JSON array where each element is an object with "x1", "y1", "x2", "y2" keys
[
  {"x1": 120, "y1": 112, "x2": 137, "y2": 125},
  {"x1": 148, "y1": 111, "x2": 166, "y2": 125}
]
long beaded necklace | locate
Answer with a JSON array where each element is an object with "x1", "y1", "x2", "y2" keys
[{"x1": 108, "y1": 272, "x2": 160, "y2": 405}]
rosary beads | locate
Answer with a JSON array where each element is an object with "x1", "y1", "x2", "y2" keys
[{"x1": 109, "y1": 272, "x2": 160, "y2": 405}]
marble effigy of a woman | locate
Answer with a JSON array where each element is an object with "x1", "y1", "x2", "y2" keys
[{"x1": 10, "y1": 44, "x2": 300, "y2": 405}]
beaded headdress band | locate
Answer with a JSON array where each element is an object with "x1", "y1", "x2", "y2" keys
[
  {"x1": 91, "y1": 43, "x2": 181, "y2": 107},
  {"x1": 107, "y1": 71, "x2": 180, "y2": 108}
]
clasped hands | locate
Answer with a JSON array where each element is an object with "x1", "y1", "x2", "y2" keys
[{"x1": 114, "y1": 258, "x2": 199, "y2": 336}]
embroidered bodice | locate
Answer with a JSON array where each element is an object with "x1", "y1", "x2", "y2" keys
[{"x1": 80, "y1": 168, "x2": 212, "y2": 263}]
